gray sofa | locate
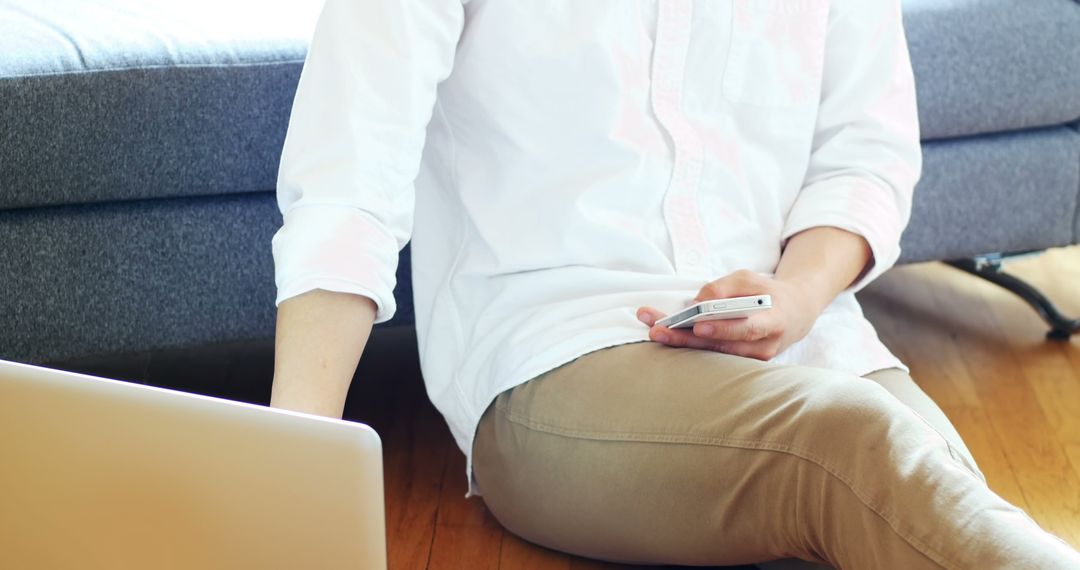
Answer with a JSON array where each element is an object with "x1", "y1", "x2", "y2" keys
[{"x1": 2, "y1": 0, "x2": 1079, "y2": 364}]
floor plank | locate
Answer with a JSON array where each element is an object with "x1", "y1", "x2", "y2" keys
[
  {"x1": 379, "y1": 397, "x2": 450, "y2": 570},
  {"x1": 992, "y1": 250, "x2": 1080, "y2": 449},
  {"x1": 426, "y1": 448, "x2": 504, "y2": 569},
  {"x1": 961, "y1": 252, "x2": 1080, "y2": 546},
  {"x1": 858, "y1": 251, "x2": 1080, "y2": 549},
  {"x1": 938, "y1": 268, "x2": 1079, "y2": 548},
  {"x1": 345, "y1": 327, "x2": 449, "y2": 570},
  {"x1": 858, "y1": 266, "x2": 1031, "y2": 510}
]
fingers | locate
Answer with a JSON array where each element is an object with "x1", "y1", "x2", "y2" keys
[
  {"x1": 692, "y1": 315, "x2": 777, "y2": 343},
  {"x1": 638, "y1": 306, "x2": 719, "y2": 349},
  {"x1": 636, "y1": 306, "x2": 665, "y2": 327},
  {"x1": 637, "y1": 297, "x2": 780, "y2": 361},
  {"x1": 695, "y1": 269, "x2": 767, "y2": 302},
  {"x1": 640, "y1": 268, "x2": 787, "y2": 361},
  {"x1": 647, "y1": 324, "x2": 779, "y2": 360},
  {"x1": 648, "y1": 325, "x2": 721, "y2": 351}
]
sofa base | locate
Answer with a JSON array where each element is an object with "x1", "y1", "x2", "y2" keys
[
  {"x1": 1, "y1": 193, "x2": 281, "y2": 363},
  {"x1": 946, "y1": 254, "x2": 1080, "y2": 339},
  {"x1": 4, "y1": 125, "x2": 1078, "y2": 363},
  {"x1": 900, "y1": 125, "x2": 1080, "y2": 263}
]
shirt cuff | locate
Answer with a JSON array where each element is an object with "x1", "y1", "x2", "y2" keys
[
  {"x1": 271, "y1": 204, "x2": 402, "y2": 324},
  {"x1": 781, "y1": 175, "x2": 907, "y2": 293}
]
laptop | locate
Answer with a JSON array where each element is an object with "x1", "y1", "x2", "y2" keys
[{"x1": 0, "y1": 359, "x2": 387, "y2": 570}]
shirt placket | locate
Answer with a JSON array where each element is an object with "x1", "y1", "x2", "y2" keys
[{"x1": 651, "y1": 0, "x2": 711, "y2": 278}]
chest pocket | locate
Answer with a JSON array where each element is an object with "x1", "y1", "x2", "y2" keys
[{"x1": 722, "y1": 0, "x2": 830, "y2": 108}]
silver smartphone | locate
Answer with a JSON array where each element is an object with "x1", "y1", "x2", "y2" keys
[{"x1": 654, "y1": 294, "x2": 773, "y2": 329}]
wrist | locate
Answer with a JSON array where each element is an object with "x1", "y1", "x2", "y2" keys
[
  {"x1": 773, "y1": 227, "x2": 872, "y2": 315},
  {"x1": 775, "y1": 272, "x2": 833, "y2": 316}
]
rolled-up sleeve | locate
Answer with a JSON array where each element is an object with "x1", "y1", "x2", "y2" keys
[
  {"x1": 781, "y1": 0, "x2": 922, "y2": 293},
  {"x1": 272, "y1": 0, "x2": 465, "y2": 322}
]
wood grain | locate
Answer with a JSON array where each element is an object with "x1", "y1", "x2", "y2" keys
[
  {"x1": 856, "y1": 266, "x2": 1033, "y2": 509},
  {"x1": 860, "y1": 248, "x2": 1080, "y2": 549},
  {"x1": 427, "y1": 450, "x2": 503, "y2": 570}
]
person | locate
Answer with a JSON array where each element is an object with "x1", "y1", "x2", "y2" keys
[{"x1": 268, "y1": 1, "x2": 1080, "y2": 568}]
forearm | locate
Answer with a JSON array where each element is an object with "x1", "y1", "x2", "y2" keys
[
  {"x1": 271, "y1": 289, "x2": 377, "y2": 418},
  {"x1": 774, "y1": 226, "x2": 872, "y2": 314}
]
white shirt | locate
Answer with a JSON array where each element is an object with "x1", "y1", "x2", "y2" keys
[{"x1": 272, "y1": 0, "x2": 922, "y2": 496}]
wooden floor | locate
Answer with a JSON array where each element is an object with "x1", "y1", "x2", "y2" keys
[
  {"x1": 858, "y1": 247, "x2": 1080, "y2": 552},
  {"x1": 51, "y1": 247, "x2": 1080, "y2": 568}
]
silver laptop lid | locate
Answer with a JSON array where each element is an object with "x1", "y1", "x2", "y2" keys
[{"x1": 0, "y1": 359, "x2": 386, "y2": 570}]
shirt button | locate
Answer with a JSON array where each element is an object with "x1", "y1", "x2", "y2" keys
[{"x1": 686, "y1": 250, "x2": 703, "y2": 265}]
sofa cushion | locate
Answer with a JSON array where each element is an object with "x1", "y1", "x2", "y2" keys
[
  {"x1": 900, "y1": 126, "x2": 1080, "y2": 263},
  {"x1": 904, "y1": 0, "x2": 1080, "y2": 140},
  {"x1": 0, "y1": 189, "x2": 417, "y2": 364},
  {"x1": 0, "y1": 0, "x2": 321, "y2": 210},
  {"x1": 3, "y1": 0, "x2": 1079, "y2": 210},
  {"x1": 1072, "y1": 120, "x2": 1080, "y2": 244}
]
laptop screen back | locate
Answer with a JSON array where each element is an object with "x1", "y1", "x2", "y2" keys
[{"x1": 0, "y1": 360, "x2": 386, "y2": 570}]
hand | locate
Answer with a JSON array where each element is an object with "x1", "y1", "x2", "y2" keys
[{"x1": 636, "y1": 270, "x2": 826, "y2": 361}]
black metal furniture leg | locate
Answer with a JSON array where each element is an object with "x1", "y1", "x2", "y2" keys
[{"x1": 945, "y1": 252, "x2": 1080, "y2": 340}]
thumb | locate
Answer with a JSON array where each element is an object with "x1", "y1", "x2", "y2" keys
[{"x1": 694, "y1": 271, "x2": 760, "y2": 302}]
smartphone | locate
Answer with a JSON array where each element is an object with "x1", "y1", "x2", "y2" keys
[{"x1": 654, "y1": 295, "x2": 772, "y2": 329}]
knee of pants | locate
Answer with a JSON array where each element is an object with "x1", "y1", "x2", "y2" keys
[{"x1": 775, "y1": 373, "x2": 949, "y2": 464}]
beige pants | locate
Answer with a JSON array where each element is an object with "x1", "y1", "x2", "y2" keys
[{"x1": 472, "y1": 341, "x2": 1080, "y2": 569}]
